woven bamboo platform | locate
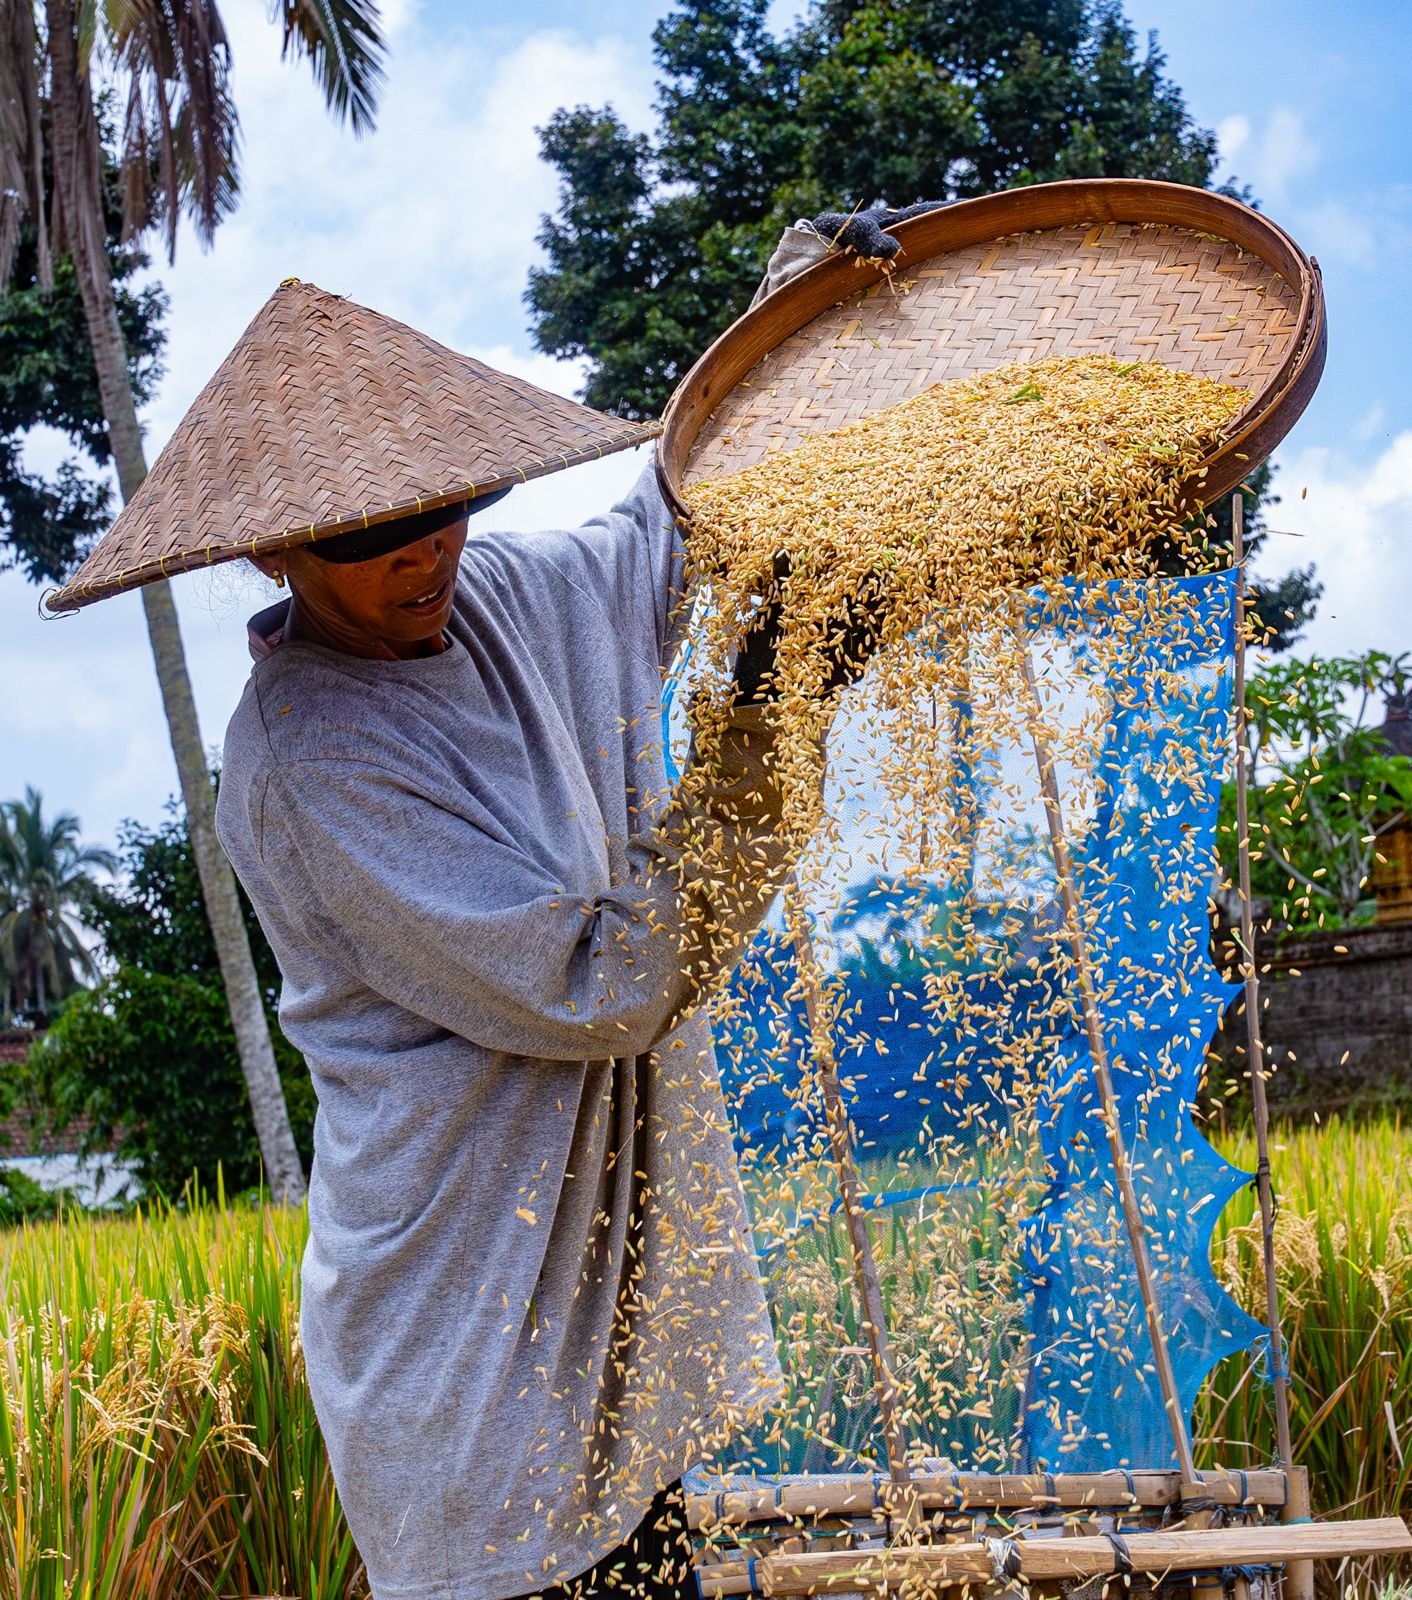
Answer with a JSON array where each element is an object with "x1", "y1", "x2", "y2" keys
[{"x1": 687, "y1": 1471, "x2": 1410, "y2": 1596}]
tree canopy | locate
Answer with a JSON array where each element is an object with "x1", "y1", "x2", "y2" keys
[
  {"x1": 1219, "y1": 652, "x2": 1412, "y2": 933},
  {"x1": 528, "y1": 0, "x2": 1318, "y2": 647},
  {"x1": 24, "y1": 787, "x2": 315, "y2": 1198},
  {"x1": 529, "y1": 0, "x2": 1219, "y2": 418},
  {"x1": 0, "y1": 121, "x2": 166, "y2": 584}
]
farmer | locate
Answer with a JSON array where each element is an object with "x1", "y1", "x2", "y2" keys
[
  {"x1": 35, "y1": 217, "x2": 838, "y2": 1600},
  {"x1": 47, "y1": 205, "x2": 930, "y2": 1599},
  {"x1": 218, "y1": 451, "x2": 786, "y2": 1600}
]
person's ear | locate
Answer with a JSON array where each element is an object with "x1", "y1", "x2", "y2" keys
[{"x1": 251, "y1": 552, "x2": 288, "y2": 588}]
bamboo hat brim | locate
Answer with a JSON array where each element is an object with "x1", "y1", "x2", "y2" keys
[{"x1": 47, "y1": 279, "x2": 658, "y2": 613}]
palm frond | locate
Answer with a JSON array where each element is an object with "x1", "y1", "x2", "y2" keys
[
  {"x1": 0, "y1": 785, "x2": 112, "y2": 1012},
  {"x1": 0, "y1": 0, "x2": 51, "y2": 289},
  {"x1": 104, "y1": 0, "x2": 240, "y2": 255},
  {"x1": 272, "y1": 0, "x2": 384, "y2": 137}
]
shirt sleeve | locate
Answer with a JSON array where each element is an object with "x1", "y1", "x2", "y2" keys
[
  {"x1": 750, "y1": 224, "x2": 831, "y2": 307},
  {"x1": 258, "y1": 706, "x2": 796, "y2": 1062},
  {"x1": 467, "y1": 454, "x2": 689, "y2": 677}
]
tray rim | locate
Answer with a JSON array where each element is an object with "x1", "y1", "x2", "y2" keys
[{"x1": 656, "y1": 177, "x2": 1326, "y2": 524}]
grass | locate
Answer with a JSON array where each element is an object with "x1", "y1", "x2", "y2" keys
[
  {"x1": 0, "y1": 1183, "x2": 363, "y2": 1600},
  {"x1": 1201, "y1": 1117, "x2": 1412, "y2": 1522},
  {"x1": 2, "y1": 1120, "x2": 1410, "y2": 1596}
]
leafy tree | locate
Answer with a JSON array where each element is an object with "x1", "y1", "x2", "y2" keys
[
  {"x1": 529, "y1": 0, "x2": 1317, "y2": 648},
  {"x1": 0, "y1": 114, "x2": 167, "y2": 583},
  {"x1": 1218, "y1": 652, "x2": 1412, "y2": 932},
  {"x1": 23, "y1": 788, "x2": 316, "y2": 1198},
  {"x1": 529, "y1": 0, "x2": 1219, "y2": 417},
  {"x1": 1, "y1": 0, "x2": 386, "y2": 1204},
  {"x1": 0, "y1": 786, "x2": 115, "y2": 1021}
]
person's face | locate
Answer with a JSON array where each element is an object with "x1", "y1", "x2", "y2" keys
[{"x1": 260, "y1": 517, "x2": 470, "y2": 660}]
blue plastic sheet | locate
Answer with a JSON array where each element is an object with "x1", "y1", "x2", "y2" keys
[{"x1": 666, "y1": 570, "x2": 1266, "y2": 1475}]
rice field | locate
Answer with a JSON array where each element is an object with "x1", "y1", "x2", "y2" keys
[
  {"x1": 1, "y1": 1119, "x2": 1409, "y2": 1597},
  {"x1": 1202, "y1": 1117, "x2": 1412, "y2": 1519},
  {"x1": 0, "y1": 1182, "x2": 361, "y2": 1600}
]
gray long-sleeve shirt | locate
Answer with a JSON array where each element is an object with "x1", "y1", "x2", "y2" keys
[{"x1": 216, "y1": 463, "x2": 790, "y2": 1600}]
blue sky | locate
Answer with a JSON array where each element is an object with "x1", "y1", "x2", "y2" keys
[{"x1": 4, "y1": 0, "x2": 1410, "y2": 848}]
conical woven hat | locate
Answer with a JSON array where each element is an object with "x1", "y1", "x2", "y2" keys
[{"x1": 48, "y1": 280, "x2": 658, "y2": 612}]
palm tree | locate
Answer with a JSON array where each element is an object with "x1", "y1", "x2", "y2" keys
[
  {"x1": 0, "y1": 0, "x2": 385, "y2": 1201},
  {"x1": 0, "y1": 836, "x2": 17, "y2": 1022},
  {"x1": 0, "y1": 787, "x2": 116, "y2": 1022}
]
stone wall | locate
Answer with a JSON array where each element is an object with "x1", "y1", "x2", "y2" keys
[
  {"x1": 1217, "y1": 923, "x2": 1412, "y2": 1112},
  {"x1": 0, "y1": 1027, "x2": 110, "y2": 1156}
]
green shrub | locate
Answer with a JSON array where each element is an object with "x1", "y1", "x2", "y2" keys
[
  {"x1": 0, "y1": 1165, "x2": 64, "y2": 1225},
  {"x1": 23, "y1": 968, "x2": 314, "y2": 1199}
]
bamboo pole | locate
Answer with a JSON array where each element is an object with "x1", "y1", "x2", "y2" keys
[
  {"x1": 783, "y1": 883, "x2": 913, "y2": 1495},
  {"x1": 1014, "y1": 628, "x2": 1199, "y2": 1484},
  {"x1": 1282, "y1": 1466, "x2": 1315, "y2": 1600},
  {"x1": 685, "y1": 1467, "x2": 1292, "y2": 1530},
  {"x1": 1231, "y1": 494, "x2": 1308, "y2": 1598},
  {"x1": 756, "y1": 1517, "x2": 1412, "y2": 1595},
  {"x1": 1231, "y1": 494, "x2": 1295, "y2": 1467}
]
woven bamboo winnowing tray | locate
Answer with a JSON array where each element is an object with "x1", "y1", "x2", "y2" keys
[{"x1": 657, "y1": 179, "x2": 1325, "y2": 518}]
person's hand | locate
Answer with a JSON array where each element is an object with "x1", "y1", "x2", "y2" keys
[
  {"x1": 807, "y1": 199, "x2": 955, "y2": 261},
  {"x1": 733, "y1": 556, "x2": 886, "y2": 705},
  {"x1": 751, "y1": 200, "x2": 953, "y2": 304}
]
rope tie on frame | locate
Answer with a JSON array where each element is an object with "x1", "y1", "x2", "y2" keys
[{"x1": 1103, "y1": 1530, "x2": 1134, "y2": 1579}]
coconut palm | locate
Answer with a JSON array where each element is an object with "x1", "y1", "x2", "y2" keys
[
  {"x1": 0, "y1": 0, "x2": 385, "y2": 1200},
  {"x1": 0, "y1": 787, "x2": 116, "y2": 1021}
]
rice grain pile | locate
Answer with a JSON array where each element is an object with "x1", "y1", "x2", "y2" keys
[{"x1": 677, "y1": 353, "x2": 1246, "y2": 853}]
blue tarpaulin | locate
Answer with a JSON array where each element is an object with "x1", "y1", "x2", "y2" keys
[{"x1": 666, "y1": 570, "x2": 1266, "y2": 1474}]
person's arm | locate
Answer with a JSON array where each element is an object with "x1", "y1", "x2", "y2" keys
[{"x1": 261, "y1": 703, "x2": 799, "y2": 1062}]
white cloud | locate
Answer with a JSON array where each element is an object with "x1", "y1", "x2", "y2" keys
[
  {"x1": 463, "y1": 343, "x2": 590, "y2": 398},
  {"x1": 142, "y1": 16, "x2": 656, "y2": 449},
  {"x1": 1254, "y1": 107, "x2": 1320, "y2": 204},
  {"x1": 764, "y1": 0, "x2": 809, "y2": 32},
  {"x1": 1263, "y1": 430, "x2": 1412, "y2": 662},
  {"x1": 1216, "y1": 114, "x2": 1250, "y2": 168},
  {"x1": 1298, "y1": 197, "x2": 1378, "y2": 268},
  {"x1": 3, "y1": 11, "x2": 657, "y2": 845},
  {"x1": 1353, "y1": 404, "x2": 1388, "y2": 443},
  {"x1": 1211, "y1": 107, "x2": 1411, "y2": 271},
  {"x1": 1215, "y1": 105, "x2": 1318, "y2": 206}
]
